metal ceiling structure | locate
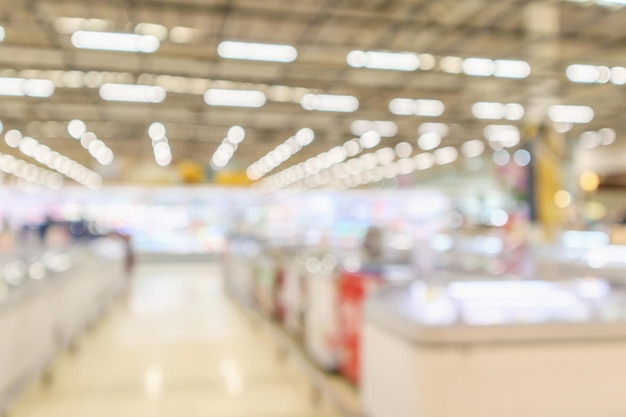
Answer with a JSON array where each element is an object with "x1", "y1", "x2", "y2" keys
[{"x1": 0, "y1": 0, "x2": 624, "y2": 186}]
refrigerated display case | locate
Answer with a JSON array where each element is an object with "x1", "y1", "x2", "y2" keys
[
  {"x1": 0, "y1": 237, "x2": 126, "y2": 407},
  {"x1": 361, "y1": 278, "x2": 626, "y2": 417}
]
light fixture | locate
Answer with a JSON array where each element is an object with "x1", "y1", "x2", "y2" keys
[
  {"x1": 579, "y1": 171, "x2": 600, "y2": 192},
  {"x1": 611, "y1": 67, "x2": 626, "y2": 85},
  {"x1": 434, "y1": 146, "x2": 458, "y2": 165},
  {"x1": 440, "y1": 56, "x2": 463, "y2": 74},
  {"x1": 548, "y1": 105, "x2": 594, "y2": 124},
  {"x1": 204, "y1": 89, "x2": 266, "y2": 107},
  {"x1": 513, "y1": 149, "x2": 531, "y2": 166},
  {"x1": 67, "y1": 119, "x2": 87, "y2": 139},
  {"x1": 463, "y1": 58, "x2": 496, "y2": 77},
  {"x1": 0, "y1": 78, "x2": 55, "y2": 97},
  {"x1": 227, "y1": 126, "x2": 246, "y2": 144},
  {"x1": 71, "y1": 31, "x2": 160, "y2": 53},
  {"x1": 493, "y1": 149, "x2": 511, "y2": 166},
  {"x1": 461, "y1": 140, "x2": 485, "y2": 158},
  {"x1": 148, "y1": 122, "x2": 166, "y2": 141},
  {"x1": 472, "y1": 102, "x2": 525, "y2": 121},
  {"x1": 346, "y1": 50, "x2": 420, "y2": 71},
  {"x1": 99, "y1": 83, "x2": 166, "y2": 103},
  {"x1": 414, "y1": 152, "x2": 435, "y2": 170},
  {"x1": 8, "y1": 129, "x2": 101, "y2": 187},
  {"x1": 484, "y1": 125, "x2": 520, "y2": 148},
  {"x1": 350, "y1": 120, "x2": 398, "y2": 137},
  {"x1": 218, "y1": 41, "x2": 297, "y2": 63},
  {"x1": 419, "y1": 54, "x2": 436, "y2": 70},
  {"x1": 389, "y1": 98, "x2": 445, "y2": 117},
  {"x1": 301, "y1": 94, "x2": 359, "y2": 112},
  {"x1": 417, "y1": 132, "x2": 441, "y2": 151},
  {"x1": 566, "y1": 64, "x2": 601, "y2": 83},
  {"x1": 374, "y1": 147, "x2": 396, "y2": 165},
  {"x1": 395, "y1": 142, "x2": 413, "y2": 159},
  {"x1": 359, "y1": 131, "x2": 381, "y2": 149},
  {"x1": 0, "y1": 26, "x2": 5, "y2": 42},
  {"x1": 599, "y1": 128, "x2": 616, "y2": 145},
  {"x1": 5, "y1": 130, "x2": 22, "y2": 148},
  {"x1": 494, "y1": 60, "x2": 531, "y2": 78},
  {"x1": 247, "y1": 128, "x2": 313, "y2": 179}
]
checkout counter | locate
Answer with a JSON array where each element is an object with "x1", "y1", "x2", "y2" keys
[{"x1": 361, "y1": 278, "x2": 626, "y2": 417}]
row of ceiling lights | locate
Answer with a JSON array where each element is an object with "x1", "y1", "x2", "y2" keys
[
  {"x1": 0, "y1": 151, "x2": 63, "y2": 190},
  {"x1": 252, "y1": 117, "x2": 615, "y2": 190},
  {"x1": 47, "y1": 18, "x2": 533, "y2": 79},
  {"x1": 148, "y1": 123, "x2": 172, "y2": 167},
  {"x1": 210, "y1": 126, "x2": 246, "y2": 170},
  {"x1": 0, "y1": 73, "x2": 597, "y2": 125},
  {"x1": 1, "y1": 125, "x2": 101, "y2": 188},
  {"x1": 247, "y1": 128, "x2": 314, "y2": 180},
  {"x1": 255, "y1": 142, "x2": 466, "y2": 192},
  {"x1": 67, "y1": 120, "x2": 115, "y2": 166}
]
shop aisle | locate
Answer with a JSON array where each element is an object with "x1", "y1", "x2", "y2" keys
[{"x1": 10, "y1": 263, "x2": 340, "y2": 417}]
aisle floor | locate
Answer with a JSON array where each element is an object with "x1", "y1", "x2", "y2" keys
[{"x1": 10, "y1": 263, "x2": 341, "y2": 417}]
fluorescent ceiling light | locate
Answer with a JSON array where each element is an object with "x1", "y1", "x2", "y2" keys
[
  {"x1": 347, "y1": 50, "x2": 419, "y2": 71},
  {"x1": 71, "y1": 31, "x2": 160, "y2": 53},
  {"x1": 301, "y1": 94, "x2": 359, "y2": 112},
  {"x1": 0, "y1": 78, "x2": 26, "y2": 96},
  {"x1": 350, "y1": 120, "x2": 397, "y2": 137},
  {"x1": 67, "y1": 119, "x2": 87, "y2": 139},
  {"x1": 472, "y1": 102, "x2": 524, "y2": 121},
  {"x1": 611, "y1": 67, "x2": 626, "y2": 85},
  {"x1": 218, "y1": 41, "x2": 297, "y2": 63},
  {"x1": 472, "y1": 102, "x2": 505, "y2": 119},
  {"x1": 227, "y1": 126, "x2": 246, "y2": 144},
  {"x1": 463, "y1": 58, "x2": 496, "y2": 77},
  {"x1": 99, "y1": 83, "x2": 166, "y2": 103},
  {"x1": 417, "y1": 132, "x2": 441, "y2": 151},
  {"x1": 23, "y1": 79, "x2": 55, "y2": 97},
  {"x1": 440, "y1": 56, "x2": 463, "y2": 74},
  {"x1": 414, "y1": 152, "x2": 435, "y2": 170},
  {"x1": 389, "y1": 98, "x2": 445, "y2": 117},
  {"x1": 548, "y1": 105, "x2": 594, "y2": 124},
  {"x1": 434, "y1": 146, "x2": 458, "y2": 165},
  {"x1": 204, "y1": 89, "x2": 266, "y2": 107},
  {"x1": 494, "y1": 60, "x2": 531, "y2": 79},
  {"x1": 360, "y1": 131, "x2": 381, "y2": 149},
  {"x1": 566, "y1": 64, "x2": 600, "y2": 83},
  {"x1": 484, "y1": 125, "x2": 521, "y2": 148},
  {"x1": 148, "y1": 122, "x2": 167, "y2": 141},
  {"x1": 461, "y1": 140, "x2": 485, "y2": 158},
  {"x1": 419, "y1": 54, "x2": 436, "y2": 70},
  {"x1": 0, "y1": 26, "x2": 5, "y2": 42},
  {"x1": 0, "y1": 78, "x2": 55, "y2": 97}
]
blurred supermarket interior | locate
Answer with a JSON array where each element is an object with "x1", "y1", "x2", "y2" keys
[{"x1": 2, "y1": 0, "x2": 626, "y2": 416}]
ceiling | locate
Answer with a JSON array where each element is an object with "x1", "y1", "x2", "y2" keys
[{"x1": 0, "y1": 0, "x2": 624, "y2": 187}]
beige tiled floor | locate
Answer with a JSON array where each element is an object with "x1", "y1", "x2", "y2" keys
[{"x1": 10, "y1": 263, "x2": 340, "y2": 417}]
